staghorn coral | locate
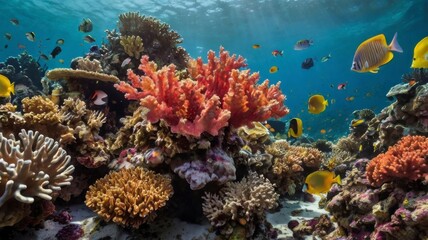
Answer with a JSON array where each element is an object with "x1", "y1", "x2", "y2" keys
[
  {"x1": 115, "y1": 47, "x2": 288, "y2": 137},
  {"x1": 366, "y1": 135, "x2": 428, "y2": 186},
  {"x1": 76, "y1": 58, "x2": 102, "y2": 72},
  {"x1": 46, "y1": 68, "x2": 119, "y2": 83},
  {"x1": 85, "y1": 167, "x2": 173, "y2": 228},
  {"x1": 60, "y1": 98, "x2": 87, "y2": 124},
  {"x1": 0, "y1": 130, "x2": 74, "y2": 227},
  {"x1": 120, "y1": 35, "x2": 144, "y2": 59},
  {"x1": 202, "y1": 171, "x2": 278, "y2": 238},
  {"x1": 87, "y1": 111, "x2": 106, "y2": 131}
]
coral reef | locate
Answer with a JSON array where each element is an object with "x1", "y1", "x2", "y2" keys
[
  {"x1": 366, "y1": 135, "x2": 428, "y2": 186},
  {"x1": 76, "y1": 58, "x2": 102, "y2": 72},
  {"x1": 0, "y1": 130, "x2": 74, "y2": 227},
  {"x1": 266, "y1": 140, "x2": 323, "y2": 195},
  {"x1": 202, "y1": 171, "x2": 278, "y2": 238},
  {"x1": 85, "y1": 167, "x2": 173, "y2": 228},
  {"x1": 115, "y1": 47, "x2": 288, "y2": 138}
]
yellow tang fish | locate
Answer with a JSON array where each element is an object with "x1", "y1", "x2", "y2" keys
[
  {"x1": 0, "y1": 74, "x2": 14, "y2": 98},
  {"x1": 288, "y1": 118, "x2": 303, "y2": 138},
  {"x1": 351, "y1": 32, "x2": 402, "y2": 73},
  {"x1": 305, "y1": 170, "x2": 341, "y2": 195},
  {"x1": 308, "y1": 94, "x2": 328, "y2": 114},
  {"x1": 411, "y1": 36, "x2": 428, "y2": 68}
]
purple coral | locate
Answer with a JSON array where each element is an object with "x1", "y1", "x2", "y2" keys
[
  {"x1": 171, "y1": 146, "x2": 236, "y2": 190},
  {"x1": 55, "y1": 224, "x2": 84, "y2": 240}
]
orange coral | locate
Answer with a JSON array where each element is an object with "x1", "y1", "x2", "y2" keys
[
  {"x1": 366, "y1": 135, "x2": 428, "y2": 186},
  {"x1": 115, "y1": 47, "x2": 289, "y2": 137},
  {"x1": 85, "y1": 167, "x2": 173, "y2": 228}
]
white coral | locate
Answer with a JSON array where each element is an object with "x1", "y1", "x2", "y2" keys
[
  {"x1": 202, "y1": 171, "x2": 278, "y2": 227},
  {"x1": 0, "y1": 130, "x2": 74, "y2": 207}
]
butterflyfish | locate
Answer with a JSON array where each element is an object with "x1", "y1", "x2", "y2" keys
[
  {"x1": 351, "y1": 32, "x2": 402, "y2": 73},
  {"x1": 410, "y1": 36, "x2": 428, "y2": 68},
  {"x1": 294, "y1": 39, "x2": 313, "y2": 50},
  {"x1": 269, "y1": 66, "x2": 278, "y2": 73},
  {"x1": 308, "y1": 94, "x2": 328, "y2": 114},
  {"x1": 288, "y1": 118, "x2": 303, "y2": 138},
  {"x1": 304, "y1": 170, "x2": 341, "y2": 195}
]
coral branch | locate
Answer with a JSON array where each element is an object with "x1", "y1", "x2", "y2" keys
[{"x1": 115, "y1": 47, "x2": 289, "y2": 137}]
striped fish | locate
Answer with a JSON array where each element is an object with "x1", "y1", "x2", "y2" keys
[{"x1": 351, "y1": 32, "x2": 402, "y2": 73}]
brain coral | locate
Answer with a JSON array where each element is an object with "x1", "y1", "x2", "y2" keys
[
  {"x1": 85, "y1": 167, "x2": 173, "y2": 228},
  {"x1": 366, "y1": 135, "x2": 428, "y2": 186}
]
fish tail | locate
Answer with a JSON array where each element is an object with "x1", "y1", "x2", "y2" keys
[
  {"x1": 324, "y1": 100, "x2": 329, "y2": 106},
  {"x1": 10, "y1": 82, "x2": 15, "y2": 95},
  {"x1": 334, "y1": 175, "x2": 342, "y2": 185},
  {"x1": 389, "y1": 32, "x2": 403, "y2": 53}
]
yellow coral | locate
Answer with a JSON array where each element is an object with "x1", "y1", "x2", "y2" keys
[
  {"x1": 237, "y1": 122, "x2": 271, "y2": 144},
  {"x1": 85, "y1": 167, "x2": 173, "y2": 228},
  {"x1": 120, "y1": 35, "x2": 144, "y2": 59},
  {"x1": 22, "y1": 96, "x2": 61, "y2": 125},
  {"x1": 76, "y1": 58, "x2": 102, "y2": 72}
]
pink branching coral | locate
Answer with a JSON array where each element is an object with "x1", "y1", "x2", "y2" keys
[
  {"x1": 115, "y1": 47, "x2": 289, "y2": 137},
  {"x1": 366, "y1": 135, "x2": 428, "y2": 186}
]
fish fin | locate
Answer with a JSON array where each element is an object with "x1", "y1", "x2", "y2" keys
[
  {"x1": 369, "y1": 68, "x2": 379, "y2": 73},
  {"x1": 334, "y1": 175, "x2": 342, "y2": 185},
  {"x1": 10, "y1": 82, "x2": 15, "y2": 95},
  {"x1": 324, "y1": 100, "x2": 329, "y2": 106},
  {"x1": 389, "y1": 32, "x2": 403, "y2": 53}
]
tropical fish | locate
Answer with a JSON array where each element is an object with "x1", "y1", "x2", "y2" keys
[
  {"x1": 252, "y1": 44, "x2": 260, "y2": 49},
  {"x1": 121, "y1": 57, "x2": 132, "y2": 68},
  {"x1": 288, "y1": 118, "x2": 303, "y2": 138},
  {"x1": 17, "y1": 44, "x2": 26, "y2": 49},
  {"x1": 50, "y1": 46, "x2": 62, "y2": 58},
  {"x1": 304, "y1": 170, "x2": 341, "y2": 195},
  {"x1": 269, "y1": 66, "x2": 278, "y2": 73},
  {"x1": 56, "y1": 39, "x2": 65, "y2": 45},
  {"x1": 351, "y1": 32, "x2": 403, "y2": 73},
  {"x1": 26, "y1": 32, "x2": 36, "y2": 41},
  {"x1": 351, "y1": 119, "x2": 365, "y2": 127},
  {"x1": 4, "y1": 44, "x2": 8, "y2": 49},
  {"x1": 10, "y1": 18, "x2": 19, "y2": 25},
  {"x1": 346, "y1": 96, "x2": 355, "y2": 101},
  {"x1": 330, "y1": 99, "x2": 336, "y2": 104},
  {"x1": 320, "y1": 129, "x2": 326, "y2": 134},
  {"x1": 294, "y1": 39, "x2": 313, "y2": 50},
  {"x1": 410, "y1": 36, "x2": 428, "y2": 68},
  {"x1": 0, "y1": 74, "x2": 15, "y2": 98},
  {"x1": 78, "y1": 18, "x2": 93, "y2": 33},
  {"x1": 4, "y1": 33, "x2": 12, "y2": 40},
  {"x1": 91, "y1": 90, "x2": 108, "y2": 105},
  {"x1": 58, "y1": 59, "x2": 65, "y2": 64},
  {"x1": 83, "y1": 35, "x2": 96, "y2": 43},
  {"x1": 321, "y1": 53, "x2": 332, "y2": 62},
  {"x1": 301, "y1": 58, "x2": 314, "y2": 69},
  {"x1": 39, "y1": 54, "x2": 49, "y2": 61},
  {"x1": 337, "y1": 83, "x2": 346, "y2": 90},
  {"x1": 308, "y1": 94, "x2": 328, "y2": 114},
  {"x1": 272, "y1": 50, "x2": 283, "y2": 57}
]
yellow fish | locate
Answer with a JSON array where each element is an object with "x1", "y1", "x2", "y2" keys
[
  {"x1": 308, "y1": 94, "x2": 328, "y2": 114},
  {"x1": 351, "y1": 32, "x2": 403, "y2": 73},
  {"x1": 351, "y1": 119, "x2": 365, "y2": 127},
  {"x1": 269, "y1": 66, "x2": 278, "y2": 73},
  {"x1": 288, "y1": 118, "x2": 303, "y2": 138},
  {"x1": 0, "y1": 74, "x2": 14, "y2": 98},
  {"x1": 305, "y1": 170, "x2": 341, "y2": 195},
  {"x1": 411, "y1": 36, "x2": 428, "y2": 68}
]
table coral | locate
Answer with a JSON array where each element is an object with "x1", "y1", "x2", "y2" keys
[
  {"x1": 115, "y1": 47, "x2": 288, "y2": 137},
  {"x1": 85, "y1": 167, "x2": 173, "y2": 228},
  {"x1": 0, "y1": 129, "x2": 74, "y2": 226},
  {"x1": 366, "y1": 135, "x2": 428, "y2": 186}
]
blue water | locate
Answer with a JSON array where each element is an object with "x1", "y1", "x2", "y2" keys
[{"x1": 1, "y1": 0, "x2": 427, "y2": 140}]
